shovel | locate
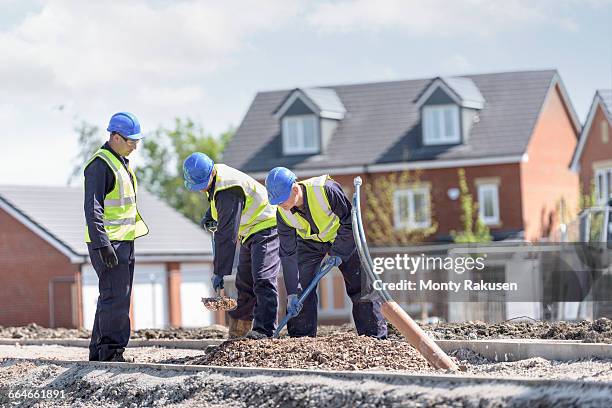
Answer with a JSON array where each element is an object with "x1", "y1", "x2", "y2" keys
[{"x1": 273, "y1": 256, "x2": 341, "y2": 338}]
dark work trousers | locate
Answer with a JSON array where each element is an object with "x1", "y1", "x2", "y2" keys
[
  {"x1": 88, "y1": 241, "x2": 135, "y2": 361},
  {"x1": 287, "y1": 239, "x2": 387, "y2": 338},
  {"x1": 228, "y1": 227, "x2": 280, "y2": 337}
]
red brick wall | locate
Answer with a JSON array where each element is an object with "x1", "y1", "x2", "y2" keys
[
  {"x1": 520, "y1": 84, "x2": 580, "y2": 241},
  {"x1": 578, "y1": 104, "x2": 612, "y2": 195},
  {"x1": 0, "y1": 208, "x2": 80, "y2": 327},
  {"x1": 332, "y1": 165, "x2": 523, "y2": 241}
]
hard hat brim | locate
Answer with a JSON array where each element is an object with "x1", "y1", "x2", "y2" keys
[
  {"x1": 125, "y1": 132, "x2": 144, "y2": 140},
  {"x1": 185, "y1": 179, "x2": 210, "y2": 191},
  {"x1": 269, "y1": 188, "x2": 292, "y2": 205}
]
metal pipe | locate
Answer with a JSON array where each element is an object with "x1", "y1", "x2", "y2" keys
[{"x1": 351, "y1": 176, "x2": 458, "y2": 371}]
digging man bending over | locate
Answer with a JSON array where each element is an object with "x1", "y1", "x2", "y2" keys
[
  {"x1": 183, "y1": 153, "x2": 280, "y2": 339},
  {"x1": 265, "y1": 167, "x2": 387, "y2": 338}
]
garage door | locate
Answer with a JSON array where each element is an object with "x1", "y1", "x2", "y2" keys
[
  {"x1": 180, "y1": 263, "x2": 215, "y2": 327},
  {"x1": 81, "y1": 263, "x2": 168, "y2": 330}
]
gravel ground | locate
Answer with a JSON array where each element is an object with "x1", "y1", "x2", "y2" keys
[
  {"x1": 1, "y1": 358, "x2": 611, "y2": 407},
  {"x1": 3, "y1": 319, "x2": 611, "y2": 343},
  {"x1": 1, "y1": 334, "x2": 612, "y2": 407}
]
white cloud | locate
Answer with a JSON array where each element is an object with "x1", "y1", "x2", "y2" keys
[
  {"x1": 445, "y1": 54, "x2": 472, "y2": 72},
  {"x1": 0, "y1": 0, "x2": 302, "y2": 185},
  {"x1": 306, "y1": 0, "x2": 594, "y2": 35}
]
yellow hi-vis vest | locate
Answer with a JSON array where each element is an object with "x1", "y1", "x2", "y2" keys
[
  {"x1": 84, "y1": 148, "x2": 149, "y2": 242},
  {"x1": 277, "y1": 175, "x2": 340, "y2": 243},
  {"x1": 210, "y1": 164, "x2": 277, "y2": 243}
]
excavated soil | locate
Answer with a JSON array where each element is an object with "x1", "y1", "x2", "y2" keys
[
  {"x1": 201, "y1": 296, "x2": 237, "y2": 311},
  {"x1": 420, "y1": 318, "x2": 612, "y2": 343},
  {"x1": 2, "y1": 318, "x2": 611, "y2": 343},
  {"x1": 175, "y1": 333, "x2": 432, "y2": 371}
]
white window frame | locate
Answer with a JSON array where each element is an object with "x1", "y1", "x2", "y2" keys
[
  {"x1": 282, "y1": 114, "x2": 319, "y2": 155},
  {"x1": 393, "y1": 187, "x2": 431, "y2": 230},
  {"x1": 595, "y1": 167, "x2": 612, "y2": 204},
  {"x1": 478, "y1": 184, "x2": 500, "y2": 225},
  {"x1": 422, "y1": 104, "x2": 461, "y2": 145}
]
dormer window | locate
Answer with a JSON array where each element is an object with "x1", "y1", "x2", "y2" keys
[
  {"x1": 415, "y1": 76, "x2": 485, "y2": 147},
  {"x1": 422, "y1": 104, "x2": 460, "y2": 145},
  {"x1": 282, "y1": 114, "x2": 319, "y2": 155},
  {"x1": 274, "y1": 88, "x2": 346, "y2": 157}
]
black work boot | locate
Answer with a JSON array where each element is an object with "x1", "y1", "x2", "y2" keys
[
  {"x1": 245, "y1": 330, "x2": 269, "y2": 340},
  {"x1": 108, "y1": 352, "x2": 133, "y2": 363}
]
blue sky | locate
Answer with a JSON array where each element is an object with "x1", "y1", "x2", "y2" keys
[{"x1": 1, "y1": 0, "x2": 611, "y2": 185}]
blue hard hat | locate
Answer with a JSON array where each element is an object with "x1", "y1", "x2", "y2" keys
[
  {"x1": 266, "y1": 167, "x2": 297, "y2": 205},
  {"x1": 107, "y1": 112, "x2": 143, "y2": 140},
  {"x1": 183, "y1": 152, "x2": 214, "y2": 191}
]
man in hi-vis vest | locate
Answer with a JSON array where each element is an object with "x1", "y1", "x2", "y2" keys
[
  {"x1": 84, "y1": 112, "x2": 149, "y2": 362},
  {"x1": 183, "y1": 153, "x2": 280, "y2": 339},
  {"x1": 266, "y1": 167, "x2": 387, "y2": 338}
]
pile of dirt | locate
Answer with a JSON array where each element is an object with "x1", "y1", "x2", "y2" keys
[
  {"x1": 201, "y1": 296, "x2": 237, "y2": 311},
  {"x1": 132, "y1": 325, "x2": 228, "y2": 340},
  {"x1": 540, "y1": 318, "x2": 612, "y2": 343},
  {"x1": 3, "y1": 318, "x2": 611, "y2": 343},
  {"x1": 0, "y1": 323, "x2": 90, "y2": 339},
  {"x1": 185, "y1": 333, "x2": 433, "y2": 371},
  {"x1": 421, "y1": 318, "x2": 612, "y2": 343}
]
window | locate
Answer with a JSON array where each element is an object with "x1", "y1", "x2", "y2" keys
[
  {"x1": 595, "y1": 168, "x2": 612, "y2": 204},
  {"x1": 282, "y1": 115, "x2": 319, "y2": 155},
  {"x1": 422, "y1": 104, "x2": 460, "y2": 145},
  {"x1": 393, "y1": 188, "x2": 431, "y2": 229},
  {"x1": 478, "y1": 184, "x2": 500, "y2": 225},
  {"x1": 602, "y1": 121, "x2": 609, "y2": 144}
]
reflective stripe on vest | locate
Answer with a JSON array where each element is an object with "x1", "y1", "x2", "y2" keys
[
  {"x1": 84, "y1": 148, "x2": 149, "y2": 242},
  {"x1": 210, "y1": 164, "x2": 277, "y2": 242},
  {"x1": 278, "y1": 175, "x2": 340, "y2": 242}
]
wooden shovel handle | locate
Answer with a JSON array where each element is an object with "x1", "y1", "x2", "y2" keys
[{"x1": 382, "y1": 301, "x2": 458, "y2": 370}]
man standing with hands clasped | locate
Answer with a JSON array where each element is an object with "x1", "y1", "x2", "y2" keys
[{"x1": 84, "y1": 112, "x2": 148, "y2": 362}]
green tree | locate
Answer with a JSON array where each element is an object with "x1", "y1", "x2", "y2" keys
[
  {"x1": 579, "y1": 179, "x2": 597, "y2": 211},
  {"x1": 451, "y1": 168, "x2": 492, "y2": 243},
  {"x1": 135, "y1": 118, "x2": 234, "y2": 223},
  {"x1": 68, "y1": 121, "x2": 104, "y2": 185}
]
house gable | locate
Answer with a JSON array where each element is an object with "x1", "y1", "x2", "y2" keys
[{"x1": 571, "y1": 90, "x2": 612, "y2": 172}]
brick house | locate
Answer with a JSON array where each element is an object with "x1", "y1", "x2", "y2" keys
[
  {"x1": 0, "y1": 185, "x2": 218, "y2": 329},
  {"x1": 222, "y1": 69, "x2": 582, "y2": 322},
  {"x1": 570, "y1": 90, "x2": 612, "y2": 204}
]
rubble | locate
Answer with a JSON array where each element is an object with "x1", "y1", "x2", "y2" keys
[
  {"x1": 2, "y1": 319, "x2": 611, "y2": 344},
  {"x1": 183, "y1": 333, "x2": 432, "y2": 371},
  {"x1": 201, "y1": 296, "x2": 238, "y2": 311},
  {"x1": 133, "y1": 325, "x2": 228, "y2": 340},
  {"x1": 421, "y1": 318, "x2": 612, "y2": 343}
]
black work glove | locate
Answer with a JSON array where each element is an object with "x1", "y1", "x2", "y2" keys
[
  {"x1": 200, "y1": 209, "x2": 217, "y2": 233},
  {"x1": 98, "y1": 245, "x2": 119, "y2": 268}
]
